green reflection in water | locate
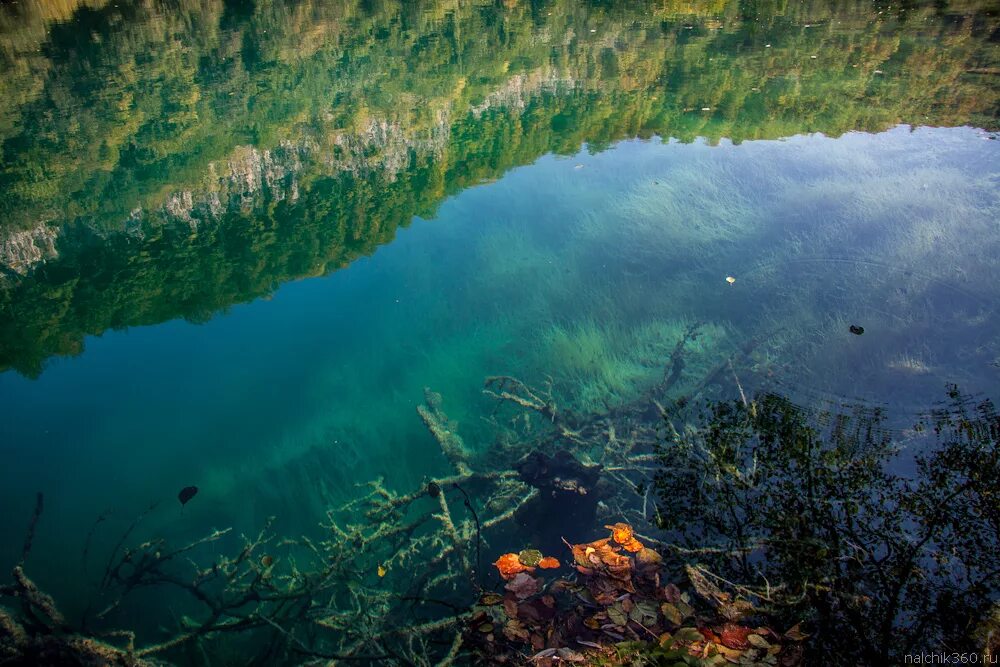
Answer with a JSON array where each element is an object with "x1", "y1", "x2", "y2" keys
[
  {"x1": 0, "y1": 0, "x2": 997, "y2": 375},
  {"x1": 0, "y1": 2, "x2": 997, "y2": 660}
]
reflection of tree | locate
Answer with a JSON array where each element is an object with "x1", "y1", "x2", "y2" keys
[
  {"x1": 0, "y1": 0, "x2": 997, "y2": 376},
  {"x1": 652, "y1": 386, "x2": 1000, "y2": 662}
]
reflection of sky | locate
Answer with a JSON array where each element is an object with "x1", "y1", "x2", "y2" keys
[{"x1": 1, "y1": 127, "x2": 997, "y2": 594}]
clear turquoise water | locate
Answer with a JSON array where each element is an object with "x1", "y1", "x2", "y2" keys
[
  {"x1": 0, "y1": 0, "x2": 998, "y2": 658},
  {"x1": 2, "y1": 127, "x2": 998, "y2": 598}
]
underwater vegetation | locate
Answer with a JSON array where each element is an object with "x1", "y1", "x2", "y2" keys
[
  {"x1": 535, "y1": 318, "x2": 731, "y2": 416},
  {"x1": 1, "y1": 333, "x2": 996, "y2": 664}
]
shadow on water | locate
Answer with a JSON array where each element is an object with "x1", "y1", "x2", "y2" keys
[{"x1": 653, "y1": 384, "x2": 1000, "y2": 664}]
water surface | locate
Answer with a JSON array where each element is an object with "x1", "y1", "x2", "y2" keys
[{"x1": 0, "y1": 0, "x2": 998, "y2": 659}]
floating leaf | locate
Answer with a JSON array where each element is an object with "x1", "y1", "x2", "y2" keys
[
  {"x1": 572, "y1": 541, "x2": 598, "y2": 568},
  {"x1": 504, "y1": 572, "x2": 541, "y2": 600},
  {"x1": 606, "y1": 522, "x2": 634, "y2": 545},
  {"x1": 699, "y1": 627, "x2": 721, "y2": 643},
  {"x1": 717, "y1": 623, "x2": 752, "y2": 650},
  {"x1": 673, "y1": 627, "x2": 705, "y2": 643},
  {"x1": 688, "y1": 565, "x2": 754, "y2": 620},
  {"x1": 518, "y1": 549, "x2": 543, "y2": 567},
  {"x1": 623, "y1": 539, "x2": 644, "y2": 553},
  {"x1": 607, "y1": 604, "x2": 627, "y2": 627},
  {"x1": 538, "y1": 556, "x2": 560, "y2": 569},
  {"x1": 503, "y1": 597, "x2": 519, "y2": 619},
  {"x1": 747, "y1": 633, "x2": 770, "y2": 649},
  {"x1": 571, "y1": 538, "x2": 633, "y2": 581},
  {"x1": 714, "y1": 643, "x2": 744, "y2": 663},
  {"x1": 783, "y1": 624, "x2": 809, "y2": 641},
  {"x1": 377, "y1": 564, "x2": 387, "y2": 577},
  {"x1": 480, "y1": 592, "x2": 503, "y2": 606},
  {"x1": 503, "y1": 619, "x2": 531, "y2": 642},
  {"x1": 495, "y1": 552, "x2": 535, "y2": 580},
  {"x1": 605, "y1": 522, "x2": 644, "y2": 552},
  {"x1": 630, "y1": 600, "x2": 658, "y2": 626},
  {"x1": 661, "y1": 602, "x2": 683, "y2": 625},
  {"x1": 636, "y1": 547, "x2": 662, "y2": 568}
]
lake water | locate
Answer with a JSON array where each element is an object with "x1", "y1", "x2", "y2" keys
[{"x1": 0, "y1": 0, "x2": 998, "y2": 663}]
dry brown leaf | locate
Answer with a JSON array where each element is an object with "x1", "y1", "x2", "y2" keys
[
  {"x1": 783, "y1": 623, "x2": 809, "y2": 641},
  {"x1": 717, "y1": 623, "x2": 752, "y2": 650},
  {"x1": 505, "y1": 572, "x2": 541, "y2": 600},
  {"x1": 503, "y1": 597, "x2": 519, "y2": 619},
  {"x1": 503, "y1": 619, "x2": 531, "y2": 642}
]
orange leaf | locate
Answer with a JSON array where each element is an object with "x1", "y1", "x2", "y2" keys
[
  {"x1": 538, "y1": 556, "x2": 560, "y2": 569},
  {"x1": 571, "y1": 538, "x2": 610, "y2": 567},
  {"x1": 605, "y1": 522, "x2": 635, "y2": 546},
  {"x1": 494, "y1": 553, "x2": 535, "y2": 580},
  {"x1": 622, "y1": 537, "x2": 644, "y2": 553}
]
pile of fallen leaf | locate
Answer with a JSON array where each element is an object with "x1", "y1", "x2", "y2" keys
[{"x1": 466, "y1": 523, "x2": 806, "y2": 665}]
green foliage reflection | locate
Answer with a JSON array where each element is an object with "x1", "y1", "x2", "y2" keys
[{"x1": 0, "y1": 0, "x2": 997, "y2": 375}]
